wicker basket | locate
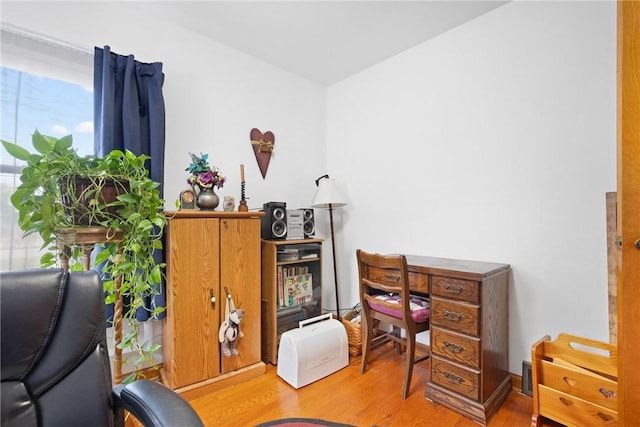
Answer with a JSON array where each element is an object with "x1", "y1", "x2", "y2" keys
[{"x1": 341, "y1": 311, "x2": 362, "y2": 357}]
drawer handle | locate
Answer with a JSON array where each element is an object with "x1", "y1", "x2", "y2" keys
[
  {"x1": 597, "y1": 412, "x2": 614, "y2": 422},
  {"x1": 558, "y1": 397, "x2": 573, "y2": 406},
  {"x1": 443, "y1": 371, "x2": 465, "y2": 384},
  {"x1": 385, "y1": 274, "x2": 400, "y2": 283},
  {"x1": 443, "y1": 283, "x2": 464, "y2": 294},
  {"x1": 443, "y1": 310, "x2": 465, "y2": 322},
  {"x1": 599, "y1": 388, "x2": 616, "y2": 399},
  {"x1": 443, "y1": 340, "x2": 465, "y2": 353}
]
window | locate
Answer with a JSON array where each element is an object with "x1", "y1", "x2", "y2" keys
[{"x1": 1, "y1": 26, "x2": 93, "y2": 270}]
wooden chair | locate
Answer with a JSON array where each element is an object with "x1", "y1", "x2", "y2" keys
[{"x1": 357, "y1": 249, "x2": 430, "y2": 399}]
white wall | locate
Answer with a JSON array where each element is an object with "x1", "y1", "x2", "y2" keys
[
  {"x1": 2, "y1": 1, "x2": 617, "y2": 376},
  {"x1": 0, "y1": 1, "x2": 327, "y2": 211},
  {"x1": 1, "y1": 1, "x2": 326, "y2": 372},
  {"x1": 327, "y1": 1, "x2": 616, "y2": 374}
]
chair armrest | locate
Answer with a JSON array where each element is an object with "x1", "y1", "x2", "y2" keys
[{"x1": 113, "y1": 380, "x2": 204, "y2": 427}]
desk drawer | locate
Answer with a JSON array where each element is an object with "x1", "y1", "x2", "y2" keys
[
  {"x1": 409, "y1": 271, "x2": 428, "y2": 294},
  {"x1": 431, "y1": 276, "x2": 479, "y2": 303},
  {"x1": 432, "y1": 327, "x2": 480, "y2": 369},
  {"x1": 367, "y1": 266, "x2": 428, "y2": 294},
  {"x1": 367, "y1": 266, "x2": 404, "y2": 287},
  {"x1": 432, "y1": 356, "x2": 480, "y2": 401},
  {"x1": 431, "y1": 297, "x2": 480, "y2": 337}
]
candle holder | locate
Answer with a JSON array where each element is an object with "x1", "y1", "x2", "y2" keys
[{"x1": 238, "y1": 181, "x2": 249, "y2": 212}]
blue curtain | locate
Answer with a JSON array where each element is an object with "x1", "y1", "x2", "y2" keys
[{"x1": 93, "y1": 45, "x2": 166, "y2": 324}]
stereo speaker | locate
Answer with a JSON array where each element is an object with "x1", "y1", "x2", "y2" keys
[
  {"x1": 302, "y1": 208, "x2": 315, "y2": 238},
  {"x1": 262, "y1": 202, "x2": 287, "y2": 239}
]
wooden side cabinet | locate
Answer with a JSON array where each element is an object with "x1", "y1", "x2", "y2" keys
[
  {"x1": 261, "y1": 238, "x2": 323, "y2": 364},
  {"x1": 162, "y1": 211, "x2": 265, "y2": 396},
  {"x1": 417, "y1": 256, "x2": 511, "y2": 425}
]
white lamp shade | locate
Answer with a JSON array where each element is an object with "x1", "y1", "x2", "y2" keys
[{"x1": 311, "y1": 177, "x2": 346, "y2": 208}]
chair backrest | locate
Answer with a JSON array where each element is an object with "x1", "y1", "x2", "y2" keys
[
  {"x1": 356, "y1": 249, "x2": 413, "y2": 323},
  {"x1": 1, "y1": 269, "x2": 115, "y2": 427}
]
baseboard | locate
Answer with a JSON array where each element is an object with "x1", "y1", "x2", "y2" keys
[
  {"x1": 170, "y1": 362, "x2": 267, "y2": 401},
  {"x1": 510, "y1": 372, "x2": 523, "y2": 394}
]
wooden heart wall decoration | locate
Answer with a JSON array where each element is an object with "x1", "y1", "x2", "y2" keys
[{"x1": 250, "y1": 128, "x2": 275, "y2": 179}]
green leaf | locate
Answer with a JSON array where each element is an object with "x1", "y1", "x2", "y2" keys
[
  {"x1": 122, "y1": 372, "x2": 137, "y2": 384},
  {"x1": 94, "y1": 248, "x2": 111, "y2": 265},
  {"x1": 117, "y1": 260, "x2": 135, "y2": 272},
  {"x1": 118, "y1": 193, "x2": 138, "y2": 204},
  {"x1": 152, "y1": 307, "x2": 166, "y2": 317},
  {"x1": 32, "y1": 129, "x2": 52, "y2": 155},
  {"x1": 54, "y1": 134, "x2": 73, "y2": 153},
  {"x1": 1, "y1": 140, "x2": 31, "y2": 161},
  {"x1": 134, "y1": 355, "x2": 148, "y2": 366},
  {"x1": 10, "y1": 190, "x2": 28, "y2": 209},
  {"x1": 150, "y1": 268, "x2": 161, "y2": 284},
  {"x1": 40, "y1": 252, "x2": 57, "y2": 265},
  {"x1": 41, "y1": 194, "x2": 54, "y2": 222},
  {"x1": 39, "y1": 253, "x2": 57, "y2": 268}
]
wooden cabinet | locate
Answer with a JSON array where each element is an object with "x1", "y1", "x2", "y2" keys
[
  {"x1": 411, "y1": 256, "x2": 510, "y2": 425},
  {"x1": 162, "y1": 211, "x2": 265, "y2": 395},
  {"x1": 261, "y1": 238, "x2": 323, "y2": 364}
]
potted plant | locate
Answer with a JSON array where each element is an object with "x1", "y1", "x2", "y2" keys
[{"x1": 2, "y1": 129, "x2": 167, "y2": 382}]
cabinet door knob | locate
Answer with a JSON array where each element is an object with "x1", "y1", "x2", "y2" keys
[{"x1": 209, "y1": 289, "x2": 216, "y2": 309}]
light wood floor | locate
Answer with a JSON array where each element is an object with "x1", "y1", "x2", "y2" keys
[{"x1": 181, "y1": 342, "x2": 562, "y2": 427}]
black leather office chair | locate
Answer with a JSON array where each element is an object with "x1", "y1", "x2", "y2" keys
[{"x1": 0, "y1": 268, "x2": 204, "y2": 427}]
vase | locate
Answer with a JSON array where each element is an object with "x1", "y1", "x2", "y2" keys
[
  {"x1": 223, "y1": 196, "x2": 235, "y2": 212},
  {"x1": 196, "y1": 187, "x2": 219, "y2": 210}
]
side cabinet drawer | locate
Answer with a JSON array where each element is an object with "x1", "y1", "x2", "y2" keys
[
  {"x1": 431, "y1": 297, "x2": 480, "y2": 337},
  {"x1": 431, "y1": 356, "x2": 480, "y2": 401},
  {"x1": 432, "y1": 327, "x2": 480, "y2": 369}
]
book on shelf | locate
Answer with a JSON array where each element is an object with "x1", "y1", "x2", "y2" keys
[
  {"x1": 277, "y1": 266, "x2": 284, "y2": 307},
  {"x1": 277, "y1": 267, "x2": 313, "y2": 308}
]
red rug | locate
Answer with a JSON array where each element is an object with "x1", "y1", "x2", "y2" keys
[{"x1": 255, "y1": 418, "x2": 355, "y2": 427}]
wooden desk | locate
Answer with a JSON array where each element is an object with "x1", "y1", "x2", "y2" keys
[
  {"x1": 402, "y1": 255, "x2": 511, "y2": 425},
  {"x1": 404, "y1": 255, "x2": 508, "y2": 289}
]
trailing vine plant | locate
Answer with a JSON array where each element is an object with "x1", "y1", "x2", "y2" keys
[{"x1": 2, "y1": 130, "x2": 167, "y2": 382}]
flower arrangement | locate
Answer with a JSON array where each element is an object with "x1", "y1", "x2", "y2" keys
[{"x1": 186, "y1": 152, "x2": 226, "y2": 190}]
